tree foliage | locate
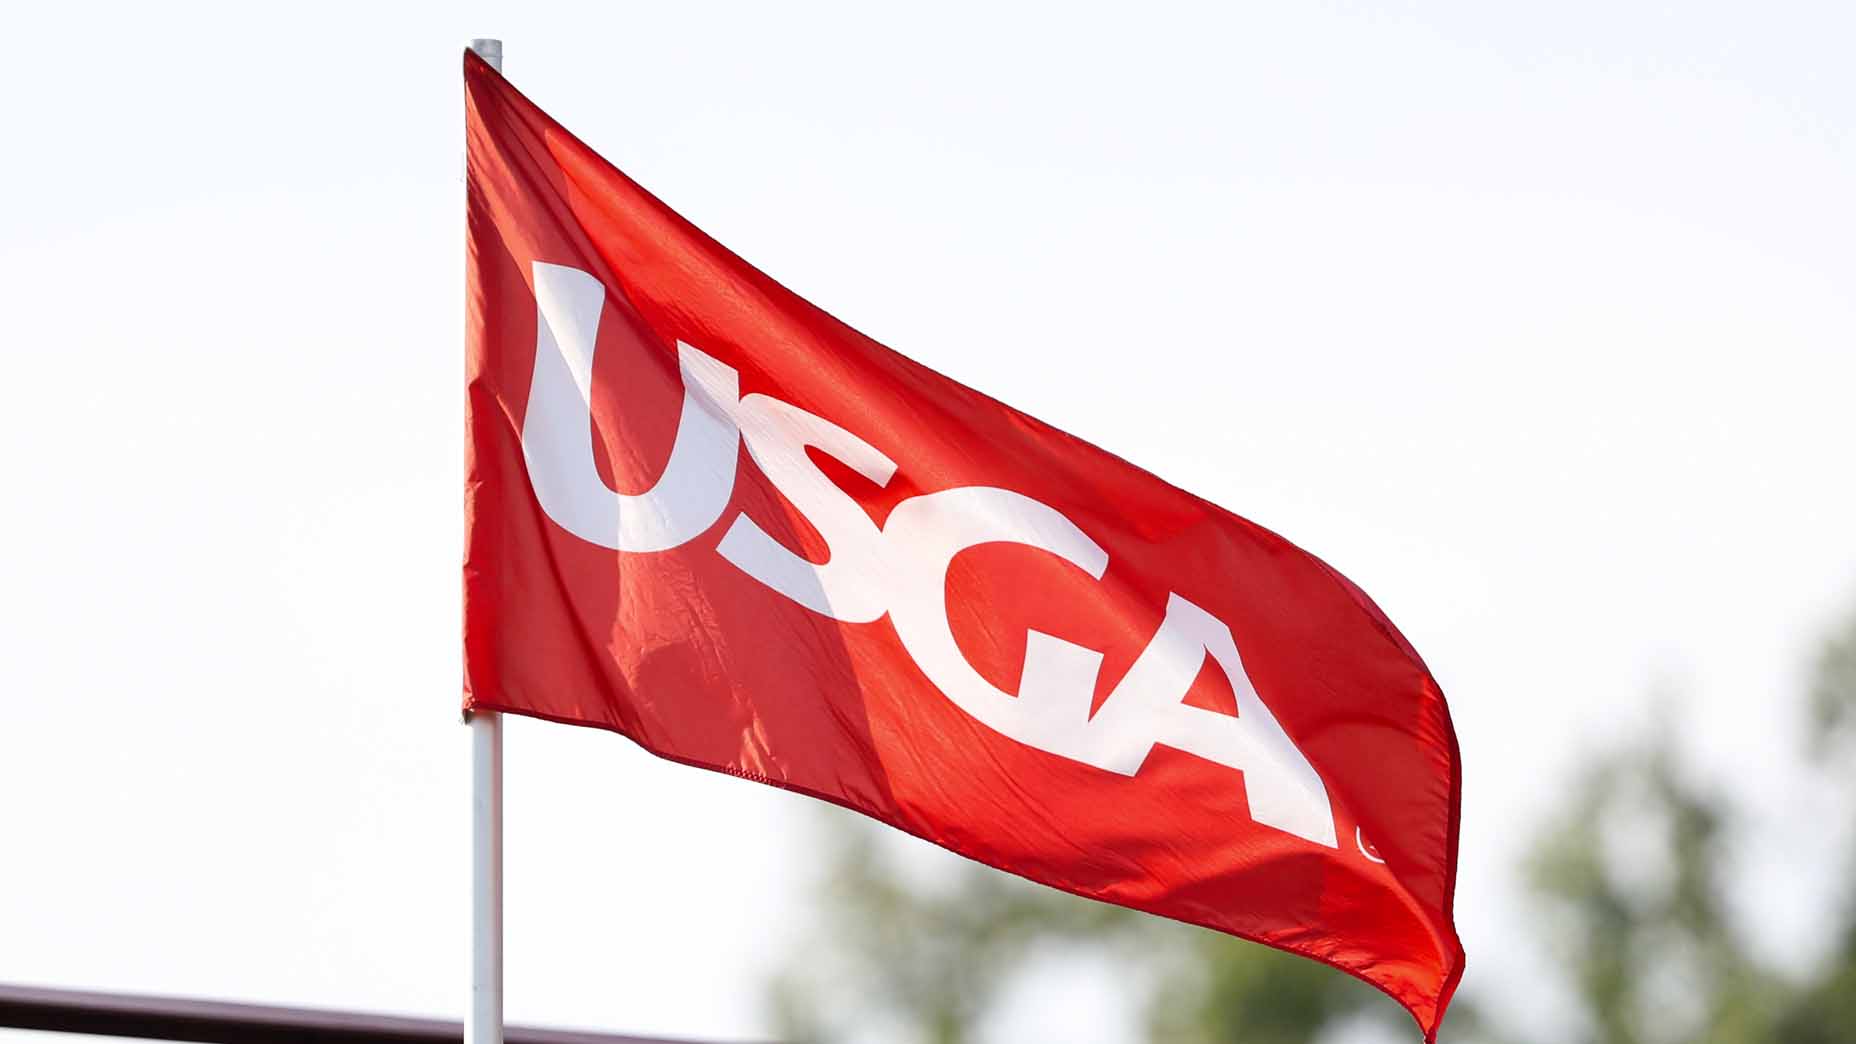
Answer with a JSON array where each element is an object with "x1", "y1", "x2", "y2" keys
[{"x1": 1523, "y1": 727, "x2": 1780, "y2": 1043}]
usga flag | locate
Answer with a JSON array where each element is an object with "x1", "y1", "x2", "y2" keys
[{"x1": 462, "y1": 51, "x2": 1463, "y2": 1038}]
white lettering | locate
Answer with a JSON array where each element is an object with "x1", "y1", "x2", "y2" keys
[
  {"x1": 1089, "y1": 594, "x2": 1338, "y2": 847},
  {"x1": 883, "y1": 486, "x2": 1113, "y2": 761},
  {"x1": 523, "y1": 262, "x2": 740, "y2": 552},
  {"x1": 882, "y1": 489, "x2": 1337, "y2": 847},
  {"x1": 717, "y1": 393, "x2": 897, "y2": 622},
  {"x1": 516, "y1": 264, "x2": 1341, "y2": 848}
]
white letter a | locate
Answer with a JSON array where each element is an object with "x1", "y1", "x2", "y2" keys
[{"x1": 1089, "y1": 594, "x2": 1339, "y2": 848}]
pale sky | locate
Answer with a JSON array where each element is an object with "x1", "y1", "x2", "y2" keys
[{"x1": 3, "y1": 3, "x2": 1853, "y2": 1042}]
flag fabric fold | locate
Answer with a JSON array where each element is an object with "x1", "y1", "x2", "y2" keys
[{"x1": 463, "y1": 50, "x2": 1463, "y2": 1038}]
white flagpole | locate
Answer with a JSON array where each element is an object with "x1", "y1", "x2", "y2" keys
[
  {"x1": 467, "y1": 37, "x2": 505, "y2": 1044},
  {"x1": 468, "y1": 705, "x2": 503, "y2": 1044}
]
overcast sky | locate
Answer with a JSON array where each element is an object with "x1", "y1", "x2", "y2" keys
[{"x1": 2, "y1": 3, "x2": 1853, "y2": 1042}]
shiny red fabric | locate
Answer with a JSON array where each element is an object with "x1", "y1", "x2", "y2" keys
[{"x1": 462, "y1": 50, "x2": 1463, "y2": 1038}]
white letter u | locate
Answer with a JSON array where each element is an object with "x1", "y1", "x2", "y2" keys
[{"x1": 521, "y1": 262, "x2": 740, "y2": 552}]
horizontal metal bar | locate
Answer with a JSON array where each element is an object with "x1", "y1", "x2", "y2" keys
[{"x1": 0, "y1": 984, "x2": 756, "y2": 1044}]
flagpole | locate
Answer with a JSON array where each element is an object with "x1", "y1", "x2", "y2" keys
[
  {"x1": 466, "y1": 36, "x2": 505, "y2": 1044},
  {"x1": 468, "y1": 706, "x2": 502, "y2": 1044},
  {"x1": 468, "y1": 704, "x2": 502, "y2": 1044}
]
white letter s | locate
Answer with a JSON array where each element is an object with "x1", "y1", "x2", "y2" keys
[{"x1": 717, "y1": 394, "x2": 897, "y2": 623}]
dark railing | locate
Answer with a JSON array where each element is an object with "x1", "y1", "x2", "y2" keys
[{"x1": 0, "y1": 984, "x2": 741, "y2": 1044}]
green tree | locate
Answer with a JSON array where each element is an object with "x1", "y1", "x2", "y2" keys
[
  {"x1": 1523, "y1": 725, "x2": 1781, "y2": 1043},
  {"x1": 1518, "y1": 603, "x2": 1856, "y2": 1044},
  {"x1": 1768, "y1": 604, "x2": 1856, "y2": 1044}
]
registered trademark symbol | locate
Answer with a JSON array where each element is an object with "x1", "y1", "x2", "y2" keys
[{"x1": 1356, "y1": 827, "x2": 1386, "y2": 864}]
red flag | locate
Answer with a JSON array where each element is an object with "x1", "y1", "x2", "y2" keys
[{"x1": 463, "y1": 51, "x2": 1463, "y2": 1037}]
